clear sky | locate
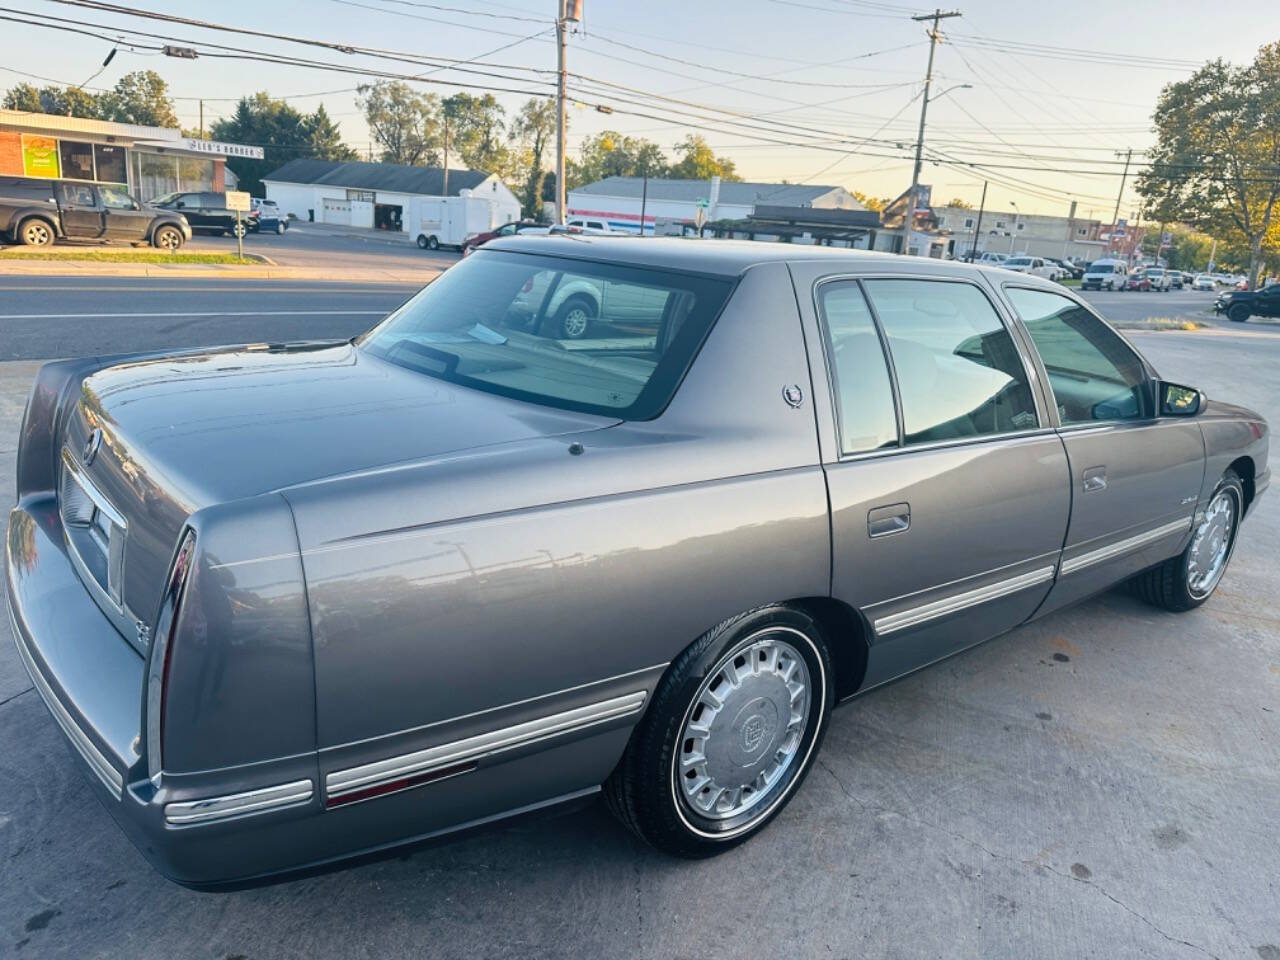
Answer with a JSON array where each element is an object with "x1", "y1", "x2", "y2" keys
[{"x1": 5, "y1": 0, "x2": 1278, "y2": 219}]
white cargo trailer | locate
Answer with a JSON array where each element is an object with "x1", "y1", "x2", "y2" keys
[{"x1": 407, "y1": 194, "x2": 510, "y2": 251}]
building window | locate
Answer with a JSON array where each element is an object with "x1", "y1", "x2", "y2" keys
[
  {"x1": 347, "y1": 189, "x2": 375, "y2": 203},
  {"x1": 995, "y1": 220, "x2": 1006, "y2": 229},
  {"x1": 964, "y1": 218, "x2": 974, "y2": 228},
  {"x1": 132, "y1": 152, "x2": 216, "y2": 202},
  {"x1": 1017, "y1": 222, "x2": 1025, "y2": 231},
  {"x1": 1077, "y1": 227, "x2": 1087, "y2": 236},
  {"x1": 178, "y1": 156, "x2": 215, "y2": 194},
  {"x1": 59, "y1": 140, "x2": 95, "y2": 181},
  {"x1": 93, "y1": 144, "x2": 127, "y2": 184}
]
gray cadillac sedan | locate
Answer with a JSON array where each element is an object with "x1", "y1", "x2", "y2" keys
[{"x1": 6, "y1": 237, "x2": 1270, "y2": 886}]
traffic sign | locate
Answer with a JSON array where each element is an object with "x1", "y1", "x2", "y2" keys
[{"x1": 225, "y1": 191, "x2": 252, "y2": 212}]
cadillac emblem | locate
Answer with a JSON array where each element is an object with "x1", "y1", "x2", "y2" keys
[{"x1": 83, "y1": 428, "x2": 103, "y2": 466}]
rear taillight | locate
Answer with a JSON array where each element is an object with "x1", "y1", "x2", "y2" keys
[{"x1": 146, "y1": 529, "x2": 196, "y2": 780}]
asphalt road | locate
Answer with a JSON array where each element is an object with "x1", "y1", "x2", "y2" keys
[
  {"x1": 1, "y1": 278, "x2": 1279, "y2": 959},
  {"x1": 1076, "y1": 286, "x2": 1226, "y2": 327},
  {"x1": 177, "y1": 221, "x2": 459, "y2": 272}
]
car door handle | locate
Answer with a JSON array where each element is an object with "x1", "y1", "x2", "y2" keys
[
  {"x1": 1082, "y1": 466, "x2": 1107, "y2": 492},
  {"x1": 868, "y1": 503, "x2": 910, "y2": 538}
]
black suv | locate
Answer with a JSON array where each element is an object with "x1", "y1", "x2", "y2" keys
[
  {"x1": 1, "y1": 176, "x2": 189, "y2": 248},
  {"x1": 152, "y1": 191, "x2": 248, "y2": 237},
  {"x1": 1215, "y1": 283, "x2": 1280, "y2": 323}
]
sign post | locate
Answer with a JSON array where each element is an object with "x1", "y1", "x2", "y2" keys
[{"x1": 226, "y1": 190, "x2": 251, "y2": 261}]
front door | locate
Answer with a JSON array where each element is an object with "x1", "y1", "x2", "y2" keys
[
  {"x1": 98, "y1": 184, "x2": 152, "y2": 242},
  {"x1": 55, "y1": 182, "x2": 103, "y2": 239},
  {"x1": 800, "y1": 272, "x2": 1071, "y2": 691},
  {"x1": 1000, "y1": 286, "x2": 1204, "y2": 615}
]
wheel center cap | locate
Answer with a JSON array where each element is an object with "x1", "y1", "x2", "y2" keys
[{"x1": 727, "y1": 697, "x2": 780, "y2": 768}]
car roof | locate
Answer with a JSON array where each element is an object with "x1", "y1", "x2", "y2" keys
[{"x1": 483, "y1": 235, "x2": 1062, "y2": 290}]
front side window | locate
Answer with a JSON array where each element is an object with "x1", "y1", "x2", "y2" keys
[
  {"x1": 360, "y1": 250, "x2": 733, "y2": 419},
  {"x1": 98, "y1": 185, "x2": 136, "y2": 210},
  {"x1": 862, "y1": 279, "x2": 1039, "y2": 445},
  {"x1": 1004, "y1": 287, "x2": 1151, "y2": 425},
  {"x1": 816, "y1": 282, "x2": 898, "y2": 454}
]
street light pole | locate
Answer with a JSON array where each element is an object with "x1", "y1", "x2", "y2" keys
[
  {"x1": 555, "y1": 0, "x2": 581, "y2": 226},
  {"x1": 968, "y1": 179, "x2": 987, "y2": 261},
  {"x1": 903, "y1": 7, "x2": 961, "y2": 256},
  {"x1": 1008, "y1": 201, "x2": 1019, "y2": 255}
]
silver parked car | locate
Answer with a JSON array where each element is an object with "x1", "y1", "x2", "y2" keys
[{"x1": 6, "y1": 238, "x2": 1270, "y2": 887}]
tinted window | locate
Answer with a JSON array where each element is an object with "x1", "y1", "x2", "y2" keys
[
  {"x1": 98, "y1": 185, "x2": 136, "y2": 210},
  {"x1": 862, "y1": 279, "x2": 1038, "y2": 444},
  {"x1": 59, "y1": 140, "x2": 94, "y2": 180},
  {"x1": 64, "y1": 184, "x2": 96, "y2": 206},
  {"x1": 816, "y1": 282, "x2": 898, "y2": 454},
  {"x1": 360, "y1": 250, "x2": 733, "y2": 419},
  {"x1": 1005, "y1": 287, "x2": 1151, "y2": 425}
]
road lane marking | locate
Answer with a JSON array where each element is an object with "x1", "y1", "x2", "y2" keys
[{"x1": 0, "y1": 310, "x2": 389, "y2": 319}]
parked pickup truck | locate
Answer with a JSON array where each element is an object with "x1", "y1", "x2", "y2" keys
[
  {"x1": 1, "y1": 176, "x2": 190, "y2": 249},
  {"x1": 1215, "y1": 282, "x2": 1280, "y2": 323}
]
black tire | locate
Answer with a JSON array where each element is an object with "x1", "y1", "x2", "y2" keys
[
  {"x1": 225, "y1": 222, "x2": 246, "y2": 239},
  {"x1": 276, "y1": 221, "x2": 286, "y2": 235},
  {"x1": 427, "y1": 235, "x2": 440, "y2": 250},
  {"x1": 1228, "y1": 303, "x2": 1250, "y2": 323},
  {"x1": 604, "y1": 604, "x2": 834, "y2": 858},
  {"x1": 416, "y1": 234, "x2": 429, "y2": 249},
  {"x1": 1131, "y1": 470, "x2": 1243, "y2": 612},
  {"x1": 152, "y1": 225, "x2": 184, "y2": 251},
  {"x1": 18, "y1": 217, "x2": 55, "y2": 247},
  {"x1": 554, "y1": 295, "x2": 596, "y2": 339}
]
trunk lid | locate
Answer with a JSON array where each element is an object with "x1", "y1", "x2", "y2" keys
[{"x1": 60, "y1": 341, "x2": 614, "y2": 642}]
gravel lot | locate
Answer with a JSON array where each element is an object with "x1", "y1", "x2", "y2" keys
[{"x1": 1, "y1": 279, "x2": 1277, "y2": 959}]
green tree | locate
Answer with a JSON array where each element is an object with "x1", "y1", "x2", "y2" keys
[
  {"x1": 667, "y1": 134, "x2": 740, "y2": 182},
  {"x1": 303, "y1": 103, "x2": 358, "y2": 162},
  {"x1": 444, "y1": 93, "x2": 511, "y2": 176},
  {"x1": 1137, "y1": 42, "x2": 1280, "y2": 289},
  {"x1": 98, "y1": 71, "x2": 179, "y2": 126},
  {"x1": 3, "y1": 81, "x2": 102, "y2": 119},
  {"x1": 213, "y1": 93, "x2": 354, "y2": 195},
  {"x1": 569, "y1": 130, "x2": 668, "y2": 187},
  {"x1": 509, "y1": 97, "x2": 556, "y2": 219},
  {"x1": 358, "y1": 81, "x2": 442, "y2": 166}
]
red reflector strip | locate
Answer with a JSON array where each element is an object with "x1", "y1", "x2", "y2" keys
[{"x1": 324, "y1": 760, "x2": 477, "y2": 809}]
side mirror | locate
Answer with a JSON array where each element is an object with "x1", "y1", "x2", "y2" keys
[{"x1": 1159, "y1": 381, "x2": 1203, "y2": 417}]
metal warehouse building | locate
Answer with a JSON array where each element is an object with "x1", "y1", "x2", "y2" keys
[{"x1": 262, "y1": 158, "x2": 521, "y2": 233}]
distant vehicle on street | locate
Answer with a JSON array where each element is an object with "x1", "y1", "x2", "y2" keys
[
  {"x1": 1143, "y1": 267, "x2": 1172, "y2": 292},
  {"x1": 1215, "y1": 282, "x2": 1280, "y2": 322},
  {"x1": 1125, "y1": 273, "x2": 1153, "y2": 292},
  {"x1": 152, "y1": 191, "x2": 249, "y2": 238},
  {"x1": 565, "y1": 217, "x2": 625, "y2": 234},
  {"x1": 0, "y1": 175, "x2": 190, "y2": 249},
  {"x1": 249, "y1": 198, "x2": 288, "y2": 235},
  {"x1": 1001, "y1": 256, "x2": 1061, "y2": 280},
  {"x1": 1081, "y1": 258, "x2": 1128, "y2": 291},
  {"x1": 976, "y1": 251, "x2": 1008, "y2": 265},
  {"x1": 1166, "y1": 270, "x2": 1184, "y2": 290},
  {"x1": 459, "y1": 219, "x2": 544, "y2": 255},
  {"x1": 8, "y1": 237, "x2": 1268, "y2": 886},
  {"x1": 1193, "y1": 274, "x2": 1216, "y2": 291},
  {"x1": 1053, "y1": 258, "x2": 1085, "y2": 280}
]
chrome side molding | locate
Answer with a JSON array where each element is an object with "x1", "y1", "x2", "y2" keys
[
  {"x1": 325, "y1": 690, "x2": 648, "y2": 805},
  {"x1": 874, "y1": 565, "x2": 1057, "y2": 636},
  {"x1": 164, "y1": 780, "x2": 315, "y2": 825},
  {"x1": 9, "y1": 600, "x2": 123, "y2": 798},
  {"x1": 1060, "y1": 518, "x2": 1191, "y2": 576}
]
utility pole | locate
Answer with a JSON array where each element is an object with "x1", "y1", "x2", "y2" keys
[
  {"x1": 198, "y1": 99, "x2": 204, "y2": 139},
  {"x1": 903, "y1": 7, "x2": 961, "y2": 255},
  {"x1": 555, "y1": 0, "x2": 582, "y2": 225},
  {"x1": 1111, "y1": 148, "x2": 1132, "y2": 234},
  {"x1": 442, "y1": 113, "x2": 449, "y2": 199},
  {"x1": 968, "y1": 179, "x2": 987, "y2": 261},
  {"x1": 639, "y1": 166, "x2": 648, "y2": 236}
]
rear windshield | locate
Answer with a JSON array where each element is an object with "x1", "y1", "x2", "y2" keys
[
  {"x1": 1006, "y1": 258, "x2": 1032, "y2": 266},
  {"x1": 359, "y1": 249, "x2": 735, "y2": 419}
]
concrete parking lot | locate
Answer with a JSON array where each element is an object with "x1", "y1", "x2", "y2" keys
[{"x1": 1, "y1": 279, "x2": 1278, "y2": 959}]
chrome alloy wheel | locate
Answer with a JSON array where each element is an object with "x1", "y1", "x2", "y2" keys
[
  {"x1": 561, "y1": 306, "x2": 590, "y2": 338},
  {"x1": 1187, "y1": 490, "x2": 1236, "y2": 599},
  {"x1": 675, "y1": 632, "x2": 811, "y2": 824}
]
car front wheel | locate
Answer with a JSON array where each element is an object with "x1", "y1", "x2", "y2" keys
[
  {"x1": 152, "y1": 225, "x2": 184, "y2": 250},
  {"x1": 1228, "y1": 303, "x2": 1250, "y2": 322},
  {"x1": 604, "y1": 605, "x2": 833, "y2": 858},
  {"x1": 555, "y1": 296, "x2": 596, "y2": 339},
  {"x1": 1132, "y1": 470, "x2": 1243, "y2": 612}
]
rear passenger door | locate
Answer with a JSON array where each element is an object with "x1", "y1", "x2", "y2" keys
[
  {"x1": 1000, "y1": 286, "x2": 1203, "y2": 615},
  {"x1": 796, "y1": 269, "x2": 1071, "y2": 691},
  {"x1": 55, "y1": 182, "x2": 103, "y2": 239}
]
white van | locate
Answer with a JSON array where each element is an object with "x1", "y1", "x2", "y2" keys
[{"x1": 1081, "y1": 258, "x2": 1128, "y2": 291}]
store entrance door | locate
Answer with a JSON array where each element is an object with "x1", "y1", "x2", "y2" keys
[{"x1": 374, "y1": 202, "x2": 403, "y2": 232}]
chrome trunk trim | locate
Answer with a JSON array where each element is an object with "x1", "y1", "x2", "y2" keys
[
  {"x1": 326, "y1": 690, "x2": 647, "y2": 801},
  {"x1": 164, "y1": 779, "x2": 314, "y2": 825},
  {"x1": 8, "y1": 598, "x2": 124, "y2": 798},
  {"x1": 1059, "y1": 518, "x2": 1191, "y2": 576},
  {"x1": 874, "y1": 565, "x2": 1057, "y2": 636}
]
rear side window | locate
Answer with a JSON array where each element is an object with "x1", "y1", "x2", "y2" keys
[
  {"x1": 1004, "y1": 287, "x2": 1151, "y2": 425},
  {"x1": 862, "y1": 279, "x2": 1039, "y2": 445},
  {"x1": 816, "y1": 282, "x2": 898, "y2": 454}
]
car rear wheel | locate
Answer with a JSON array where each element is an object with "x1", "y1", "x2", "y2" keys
[
  {"x1": 1228, "y1": 303, "x2": 1250, "y2": 323},
  {"x1": 604, "y1": 605, "x2": 833, "y2": 857},
  {"x1": 555, "y1": 296, "x2": 596, "y2": 339},
  {"x1": 152, "y1": 225, "x2": 184, "y2": 250},
  {"x1": 18, "y1": 218, "x2": 54, "y2": 247},
  {"x1": 1131, "y1": 471, "x2": 1243, "y2": 612},
  {"x1": 276, "y1": 221, "x2": 286, "y2": 235}
]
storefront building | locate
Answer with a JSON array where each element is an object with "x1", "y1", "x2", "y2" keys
[{"x1": 0, "y1": 109, "x2": 261, "y2": 202}]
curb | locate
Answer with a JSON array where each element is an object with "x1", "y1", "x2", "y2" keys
[{"x1": 0, "y1": 262, "x2": 440, "y2": 283}]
